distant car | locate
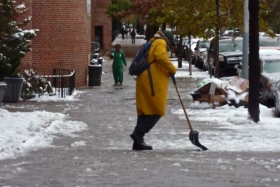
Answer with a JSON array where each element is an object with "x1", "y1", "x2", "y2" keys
[
  {"x1": 259, "y1": 49, "x2": 280, "y2": 107},
  {"x1": 181, "y1": 38, "x2": 189, "y2": 59},
  {"x1": 222, "y1": 30, "x2": 235, "y2": 36},
  {"x1": 173, "y1": 36, "x2": 187, "y2": 56},
  {"x1": 194, "y1": 40, "x2": 211, "y2": 70},
  {"x1": 182, "y1": 38, "x2": 199, "y2": 64}
]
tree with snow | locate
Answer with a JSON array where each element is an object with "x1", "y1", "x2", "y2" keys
[{"x1": 0, "y1": 0, "x2": 38, "y2": 81}]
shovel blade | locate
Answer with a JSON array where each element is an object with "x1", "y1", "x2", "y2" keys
[{"x1": 189, "y1": 130, "x2": 208, "y2": 151}]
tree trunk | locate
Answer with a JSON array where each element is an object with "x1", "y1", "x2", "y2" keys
[
  {"x1": 248, "y1": 0, "x2": 260, "y2": 122},
  {"x1": 178, "y1": 35, "x2": 183, "y2": 68},
  {"x1": 136, "y1": 17, "x2": 145, "y2": 35},
  {"x1": 188, "y1": 34, "x2": 192, "y2": 75},
  {"x1": 161, "y1": 23, "x2": 166, "y2": 31}
]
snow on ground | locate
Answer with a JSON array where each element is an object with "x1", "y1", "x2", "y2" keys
[
  {"x1": 0, "y1": 90, "x2": 88, "y2": 160},
  {"x1": 151, "y1": 59, "x2": 280, "y2": 152},
  {"x1": 0, "y1": 59, "x2": 279, "y2": 161},
  {"x1": 29, "y1": 90, "x2": 84, "y2": 102},
  {"x1": 170, "y1": 103, "x2": 280, "y2": 152}
]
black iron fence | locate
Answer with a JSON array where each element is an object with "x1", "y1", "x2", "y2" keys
[{"x1": 42, "y1": 69, "x2": 75, "y2": 98}]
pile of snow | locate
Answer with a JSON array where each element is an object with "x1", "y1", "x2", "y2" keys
[{"x1": 0, "y1": 109, "x2": 87, "y2": 160}]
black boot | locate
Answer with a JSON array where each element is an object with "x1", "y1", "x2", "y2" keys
[
  {"x1": 130, "y1": 129, "x2": 153, "y2": 150},
  {"x1": 132, "y1": 142, "x2": 153, "y2": 151}
]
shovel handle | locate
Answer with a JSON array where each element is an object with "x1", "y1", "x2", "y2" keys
[
  {"x1": 171, "y1": 75, "x2": 194, "y2": 132},
  {"x1": 171, "y1": 74, "x2": 176, "y2": 84}
]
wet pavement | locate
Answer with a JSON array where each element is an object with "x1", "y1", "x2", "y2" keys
[{"x1": 0, "y1": 39, "x2": 280, "y2": 187}]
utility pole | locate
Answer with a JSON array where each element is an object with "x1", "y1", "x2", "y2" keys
[
  {"x1": 214, "y1": 0, "x2": 220, "y2": 78},
  {"x1": 242, "y1": 0, "x2": 249, "y2": 79}
]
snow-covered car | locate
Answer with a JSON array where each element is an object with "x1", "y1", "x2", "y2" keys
[
  {"x1": 259, "y1": 49, "x2": 280, "y2": 107},
  {"x1": 194, "y1": 40, "x2": 211, "y2": 71},
  {"x1": 259, "y1": 37, "x2": 280, "y2": 51}
]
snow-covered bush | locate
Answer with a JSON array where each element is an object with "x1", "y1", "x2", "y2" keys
[
  {"x1": 20, "y1": 69, "x2": 53, "y2": 100},
  {"x1": 0, "y1": 0, "x2": 38, "y2": 81}
]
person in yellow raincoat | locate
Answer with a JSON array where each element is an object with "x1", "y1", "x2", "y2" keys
[{"x1": 130, "y1": 30, "x2": 177, "y2": 150}]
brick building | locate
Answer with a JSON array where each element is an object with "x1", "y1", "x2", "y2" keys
[
  {"x1": 91, "y1": 0, "x2": 113, "y2": 53},
  {"x1": 19, "y1": 0, "x2": 113, "y2": 87}
]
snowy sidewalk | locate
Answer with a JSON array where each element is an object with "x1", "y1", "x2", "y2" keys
[{"x1": 0, "y1": 48, "x2": 280, "y2": 186}]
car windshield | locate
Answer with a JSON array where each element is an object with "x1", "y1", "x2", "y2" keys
[
  {"x1": 263, "y1": 60, "x2": 280, "y2": 73},
  {"x1": 183, "y1": 40, "x2": 196, "y2": 46},
  {"x1": 200, "y1": 41, "x2": 210, "y2": 48},
  {"x1": 259, "y1": 38, "x2": 280, "y2": 47},
  {"x1": 219, "y1": 40, "x2": 243, "y2": 52}
]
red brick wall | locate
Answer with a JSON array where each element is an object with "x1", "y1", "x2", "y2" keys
[
  {"x1": 12, "y1": 0, "x2": 115, "y2": 87},
  {"x1": 91, "y1": 0, "x2": 112, "y2": 53},
  {"x1": 30, "y1": 0, "x2": 91, "y2": 87}
]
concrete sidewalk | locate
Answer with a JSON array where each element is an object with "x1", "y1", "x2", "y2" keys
[
  {"x1": 0, "y1": 39, "x2": 279, "y2": 187},
  {"x1": 111, "y1": 34, "x2": 146, "y2": 57}
]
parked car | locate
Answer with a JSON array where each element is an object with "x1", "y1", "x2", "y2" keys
[
  {"x1": 182, "y1": 38, "x2": 199, "y2": 64},
  {"x1": 194, "y1": 40, "x2": 211, "y2": 70},
  {"x1": 274, "y1": 81, "x2": 280, "y2": 117},
  {"x1": 173, "y1": 36, "x2": 188, "y2": 56},
  {"x1": 237, "y1": 49, "x2": 280, "y2": 107},
  {"x1": 259, "y1": 37, "x2": 280, "y2": 50},
  {"x1": 259, "y1": 49, "x2": 280, "y2": 107},
  {"x1": 207, "y1": 37, "x2": 243, "y2": 77}
]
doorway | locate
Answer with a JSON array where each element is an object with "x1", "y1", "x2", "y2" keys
[{"x1": 95, "y1": 26, "x2": 103, "y2": 49}]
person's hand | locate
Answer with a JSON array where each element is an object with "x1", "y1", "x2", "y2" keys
[{"x1": 170, "y1": 73, "x2": 176, "y2": 84}]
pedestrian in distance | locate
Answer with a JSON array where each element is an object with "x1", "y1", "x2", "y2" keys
[
  {"x1": 110, "y1": 44, "x2": 127, "y2": 86},
  {"x1": 120, "y1": 27, "x2": 126, "y2": 40},
  {"x1": 130, "y1": 29, "x2": 136, "y2": 44},
  {"x1": 130, "y1": 30, "x2": 177, "y2": 151},
  {"x1": 125, "y1": 28, "x2": 129, "y2": 39}
]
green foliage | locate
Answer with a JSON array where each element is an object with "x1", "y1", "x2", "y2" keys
[
  {"x1": 159, "y1": 0, "x2": 244, "y2": 38},
  {"x1": 105, "y1": 0, "x2": 274, "y2": 38},
  {"x1": 20, "y1": 68, "x2": 53, "y2": 100},
  {"x1": 105, "y1": 0, "x2": 131, "y2": 19},
  {"x1": 0, "y1": 0, "x2": 38, "y2": 81},
  {"x1": 261, "y1": 0, "x2": 280, "y2": 34}
]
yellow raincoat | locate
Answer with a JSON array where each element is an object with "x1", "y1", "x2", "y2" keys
[{"x1": 136, "y1": 37, "x2": 176, "y2": 116}]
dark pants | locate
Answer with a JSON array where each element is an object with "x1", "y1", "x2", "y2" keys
[
  {"x1": 135, "y1": 114, "x2": 161, "y2": 134},
  {"x1": 131, "y1": 37, "x2": 135, "y2": 44}
]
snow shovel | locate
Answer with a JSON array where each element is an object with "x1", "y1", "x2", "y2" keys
[{"x1": 171, "y1": 75, "x2": 208, "y2": 151}]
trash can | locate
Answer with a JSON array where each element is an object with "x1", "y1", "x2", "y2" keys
[
  {"x1": 90, "y1": 59, "x2": 98, "y2": 65},
  {"x1": 91, "y1": 53, "x2": 100, "y2": 59},
  {"x1": 97, "y1": 57, "x2": 103, "y2": 65},
  {"x1": 88, "y1": 64, "x2": 102, "y2": 86},
  {"x1": 3, "y1": 77, "x2": 23, "y2": 103},
  {"x1": 0, "y1": 81, "x2": 7, "y2": 106}
]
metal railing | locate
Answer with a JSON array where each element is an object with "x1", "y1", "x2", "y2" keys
[{"x1": 42, "y1": 69, "x2": 75, "y2": 98}]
